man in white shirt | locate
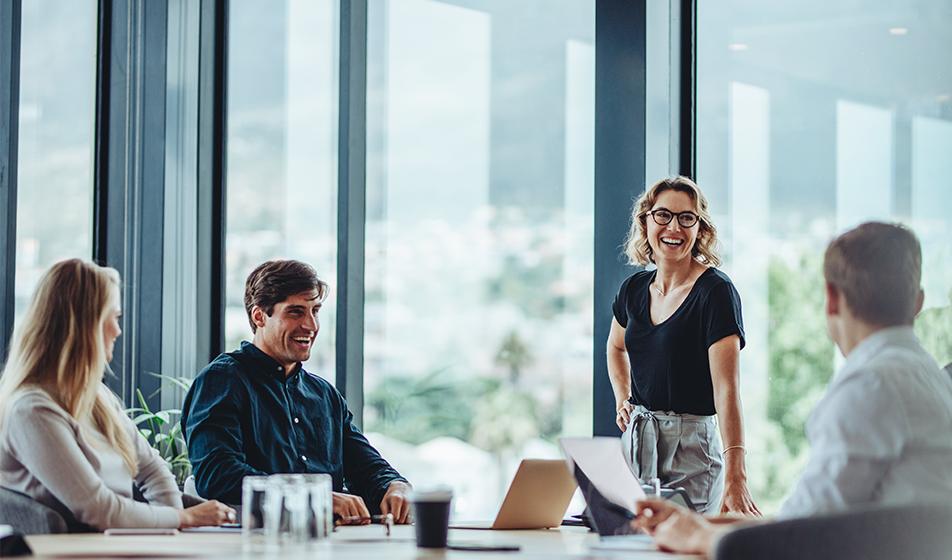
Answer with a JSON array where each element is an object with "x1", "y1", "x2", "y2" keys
[{"x1": 631, "y1": 222, "x2": 952, "y2": 555}]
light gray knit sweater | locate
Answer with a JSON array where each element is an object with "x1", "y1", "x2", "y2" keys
[{"x1": 0, "y1": 387, "x2": 182, "y2": 530}]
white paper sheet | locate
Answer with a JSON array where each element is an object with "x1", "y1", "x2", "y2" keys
[{"x1": 559, "y1": 437, "x2": 646, "y2": 513}]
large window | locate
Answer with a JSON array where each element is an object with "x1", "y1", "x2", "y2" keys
[
  {"x1": 162, "y1": 0, "x2": 202, "y2": 405},
  {"x1": 225, "y1": 0, "x2": 339, "y2": 381},
  {"x1": 362, "y1": 0, "x2": 595, "y2": 519},
  {"x1": 14, "y1": 0, "x2": 97, "y2": 321},
  {"x1": 698, "y1": 1, "x2": 952, "y2": 511}
]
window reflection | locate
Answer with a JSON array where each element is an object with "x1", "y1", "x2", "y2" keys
[
  {"x1": 14, "y1": 0, "x2": 97, "y2": 322},
  {"x1": 364, "y1": 0, "x2": 594, "y2": 519},
  {"x1": 698, "y1": 1, "x2": 952, "y2": 511},
  {"x1": 225, "y1": 0, "x2": 339, "y2": 381}
]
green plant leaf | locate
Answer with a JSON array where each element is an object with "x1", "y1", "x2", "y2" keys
[
  {"x1": 123, "y1": 373, "x2": 195, "y2": 482},
  {"x1": 144, "y1": 371, "x2": 194, "y2": 392},
  {"x1": 131, "y1": 413, "x2": 156, "y2": 426},
  {"x1": 134, "y1": 389, "x2": 152, "y2": 414}
]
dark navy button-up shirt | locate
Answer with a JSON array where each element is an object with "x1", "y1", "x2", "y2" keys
[{"x1": 182, "y1": 341, "x2": 406, "y2": 508}]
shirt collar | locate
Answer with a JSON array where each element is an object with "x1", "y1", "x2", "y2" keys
[
  {"x1": 839, "y1": 325, "x2": 919, "y2": 378},
  {"x1": 237, "y1": 340, "x2": 301, "y2": 381}
]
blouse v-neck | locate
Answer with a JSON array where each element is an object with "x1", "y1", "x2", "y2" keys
[{"x1": 645, "y1": 267, "x2": 713, "y2": 327}]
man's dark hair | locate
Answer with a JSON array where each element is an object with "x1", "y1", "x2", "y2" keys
[
  {"x1": 244, "y1": 260, "x2": 329, "y2": 332},
  {"x1": 823, "y1": 222, "x2": 921, "y2": 327}
]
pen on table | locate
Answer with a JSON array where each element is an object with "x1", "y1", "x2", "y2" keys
[{"x1": 336, "y1": 513, "x2": 391, "y2": 523}]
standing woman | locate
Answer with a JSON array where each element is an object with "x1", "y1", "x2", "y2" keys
[
  {"x1": 0, "y1": 259, "x2": 234, "y2": 530},
  {"x1": 607, "y1": 177, "x2": 759, "y2": 515}
]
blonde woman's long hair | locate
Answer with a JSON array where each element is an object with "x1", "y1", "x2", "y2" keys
[
  {"x1": 0, "y1": 259, "x2": 138, "y2": 475},
  {"x1": 623, "y1": 176, "x2": 721, "y2": 267}
]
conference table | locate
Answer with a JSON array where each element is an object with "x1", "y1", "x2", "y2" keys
[{"x1": 25, "y1": 524, "x2": 699, "y2": 559}]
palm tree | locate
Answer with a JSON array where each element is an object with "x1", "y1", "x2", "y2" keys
[{"x1": 495, "y1": 331, "x2": 532, "y2": 384}]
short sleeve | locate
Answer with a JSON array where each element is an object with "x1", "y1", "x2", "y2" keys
[
  {"x1": 612, "y1": 275, "x2": 635, "y2": 328},
  {"x1": 702, "y1": 280, "x2": 745, "y2": 350}
]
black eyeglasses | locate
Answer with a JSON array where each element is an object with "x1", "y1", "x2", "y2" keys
[{"x1": 646, "y1": 208, "x2": 699, "y2": 228}]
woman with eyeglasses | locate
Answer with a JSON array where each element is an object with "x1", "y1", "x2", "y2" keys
[
  {"x1": 607, "y1": 176, "x2": 760, "y2": 516},
  {"x1": 0, "y1": 259, "x2": 236, "y2": 531}
]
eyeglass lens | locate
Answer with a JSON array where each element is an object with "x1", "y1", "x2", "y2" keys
[{"x1": 650, "y1": 209, "x2": 697, "y2": 227}]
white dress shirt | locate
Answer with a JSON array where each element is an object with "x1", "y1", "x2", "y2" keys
[{"x1": 778, "y1": 326, "x2": 952, "y2": 518}]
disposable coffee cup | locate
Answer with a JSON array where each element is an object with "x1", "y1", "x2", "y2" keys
[{"x1": 410, "y1": 487, "x2": 453, "y2": 548}]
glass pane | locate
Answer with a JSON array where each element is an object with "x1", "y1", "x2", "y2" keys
[
  {"x1": 225, "y1": 0, "x2": 339, "y2": 381},
  {"x1": 364, "y1": 0, "x2": 595, "y2": 520},
  {"x1": 162, "y1": 0, "x2": 202, "y2": 407},
  {"x1": 645, "y1": 0, "x2": 677, "y2": 182},
  {"x1": 698, "y1": 2, "x2": 952, "y2": 512},
  {"x1": 14, "y1": 0, "x2": 97, "y2": 321}
]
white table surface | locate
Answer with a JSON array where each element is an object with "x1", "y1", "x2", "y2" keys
[{"x1": 25, "y1": 524, "x2": 699, "y2": 559}]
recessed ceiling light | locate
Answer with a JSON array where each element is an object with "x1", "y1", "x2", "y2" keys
[
  {"x1": 728, "y1": 43, "x2": 749, "y2": 52},
  {"x1": 889, "y1": 27, "x2": 909, "y2": 36}
]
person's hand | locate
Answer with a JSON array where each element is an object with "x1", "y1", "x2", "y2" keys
[
  {"x1": 631, "y1": 497, "x2": 679, "y2": 534},
  {"x1": 379, "y1": 481, "x2": 412, "y2": 524},
  {"x1": 333, "y1": 492, "x2": 371, "y2": 523},
  {"x1": 616, "y1": 400, "x2": 634, "y2": 432},
  {"x1": 632, "y1": 498, "x2": 719, "y2": 555},
  {"x1": 178, "y1": 500, "x2": 236, "y2": 528},
  {"x1": 720, "y1": 480, "x2": 761, "y2": 516}
]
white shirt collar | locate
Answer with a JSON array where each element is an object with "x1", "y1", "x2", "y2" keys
[{"x1": 838, "y1": 325, "x2": 918, "y2": 379}]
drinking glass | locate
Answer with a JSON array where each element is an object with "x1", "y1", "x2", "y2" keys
[
  {"x1": 302, "y1": 473, "x2": 333, "y2": 541},
  {"x1": 241, "y1": 475, "x2": 270, "y2": 550}
]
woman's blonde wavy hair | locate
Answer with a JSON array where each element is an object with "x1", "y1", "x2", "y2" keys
[
  {"x1": 623, "y1": 176, "x2": 721, "y2": 267},
  {"x1": 0, "y1": 259, "x2": 138, "y2": 475}
]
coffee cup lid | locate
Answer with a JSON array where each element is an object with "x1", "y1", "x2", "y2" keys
[{"x1": 410, "y1": 486, "x2": 453, "y2": 502}]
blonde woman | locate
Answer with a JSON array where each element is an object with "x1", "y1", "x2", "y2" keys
[
  {"x1": 607, "y1": 177, "x2": 759, "y2": 515},
  {"x1": 0, "y1": 259, "x2": 235, "y2": 531}
]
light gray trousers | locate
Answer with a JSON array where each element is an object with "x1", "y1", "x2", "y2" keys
[{"x1": 621, "y1": 405, "x2": 724, "y2": 513}]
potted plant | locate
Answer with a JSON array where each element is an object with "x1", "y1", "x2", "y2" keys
[{"x1": 126, "y1": 373, "x2": 193, "y2": 488}]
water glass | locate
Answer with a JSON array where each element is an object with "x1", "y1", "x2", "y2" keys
[
  {"x1": 302, "y1": 473, "x2": 333, "y2": 540},
  {"x1": 241, "y1": 476, "x2": 270, "y2": 550},
  {"x1": 244, "y1": 473, "x2": 334, "y2": 550}
]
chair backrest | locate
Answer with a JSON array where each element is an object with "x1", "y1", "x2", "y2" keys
[
  {"x1": 714, "y1": 503, "x2": 952, "y2": 560},
  {"x1": 0, "y1": 487, "x2": 68, "y2": 535}
]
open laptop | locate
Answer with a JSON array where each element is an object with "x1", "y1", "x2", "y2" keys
[
  {"x1": 449, "y1": 459, "x2": 577, "y2": 530},
  {"x1": 560, "y1": 437, "x2": 695, "y2": 551}
]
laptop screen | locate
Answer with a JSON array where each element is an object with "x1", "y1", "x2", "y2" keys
[{"x1": 573, "y1": 466, "x2": 639, "y2": 536}]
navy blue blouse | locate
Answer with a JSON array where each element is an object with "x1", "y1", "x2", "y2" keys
[{"x1": 182, "y1": 341, "x2": 406, "y2": 507}]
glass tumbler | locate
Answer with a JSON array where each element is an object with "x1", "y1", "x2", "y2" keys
[
  {"x1": 241, "y1": 475, "x2": 270, "y2": 550},
  {"x1": 302, "y1": 473, "x2": 333, "y2": 541}
]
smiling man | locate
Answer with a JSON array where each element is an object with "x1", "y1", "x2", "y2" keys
[{"x1": 182, "y1": 260, "x2": 411, "y2": 523}]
